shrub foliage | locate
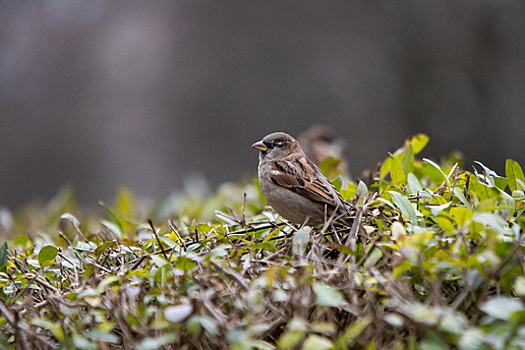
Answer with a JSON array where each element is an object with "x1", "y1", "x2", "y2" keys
[{"x1": 2, "y1": 135, "x2": 525, "y2": 350}]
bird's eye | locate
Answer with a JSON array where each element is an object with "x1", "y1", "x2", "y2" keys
[{"x1": 271, "y1": 141, "x2": 282, "y2": 148}]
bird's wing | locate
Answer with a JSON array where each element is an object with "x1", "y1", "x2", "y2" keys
[{"x1": 269, "y1": 157, "x2": 346, "y2": 209}]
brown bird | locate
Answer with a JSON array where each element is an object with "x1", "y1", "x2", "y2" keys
[
  {"x1": 252, "y1": 132, "x2": 350, "y2": 227},
  {"x1": 298, "y1": 125, "x2": 349, "y2": 175}
]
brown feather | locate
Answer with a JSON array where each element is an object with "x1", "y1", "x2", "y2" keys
[{"x1": 269, "y1": 158, "x2": 345, "y2": 209}]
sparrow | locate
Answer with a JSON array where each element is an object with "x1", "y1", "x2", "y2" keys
[
  {"x1": 298, "y1": 124, "x2": 350, "y2": 181},
  {"x1": 298, "y1": 125, "x2": 347, "y2": 167},
  {"x1": 252, "y1": 132, "x2": 351, "y2": 227}
]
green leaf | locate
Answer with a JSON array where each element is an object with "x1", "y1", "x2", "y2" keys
[
  {"x1": 384, "y1": 313, "x2": 404, "y2": 328},
  {"x1": 85, "y1": 330, "x2": 120, "y2": 344},
  {"x1": 319, "y1": 157, "x2": 344, "y2": 180},
  {"x1": 94, "y1": 241, "x2": 117, "y2": 257},
  {"x1": 302, "y1": 335, "x2": 333, "y2": 350},
  {"x1": 472, "y1": 212, "x2": 508, "y2": 235},
  {"x1": 506, "y1": 159, "x2": 525, "y2": 192},
  {"x1": 159, "y1": 236, "x2": 178, "y2": 248},
  {"x1": 401, "y1": 145, "x2": 414, "y2": 175},
  {"x1": 419, "y1": 332, "x2": 448, "y2": 350},
  {"x1": 0, "y1": 242, "x2": 7, "y2": 273},
  {"x1": 331, "y1": 176, "x2": 343, "y2": 191},
  {"x1": 429, "y1": 202, "x2": 452, "y2": 216},
  {"x1": 312, "y1": 283, "x2": 345, "y2": 307},
  {"x1": 175, "y1": 256, "x2": 196, "y2": 271},
  {"x1": 226, "y1": 329, "x2": 250, "y2": 345},
  {"x1": 100, "y1": 220, "x2": 123, "y2": 239},
  {"x1": 56, "y1": 338, "x2": 74, "y2": 350},
  {"x1": 99, "y1": 201, "x2": 124, "y2": 237},
  {"x1": 450, "y1": 207, "x2": 473, "y2": 228},
  {"x1": 246, "y1": 242, "x2": 273, "y2": 250},
  {"x1": 474, "y1": 161, "x2": 498, "y2": 187},
  {"x1": 453, "y1": 187, "x2": 472, "y2": 211},
  {"x1": 38, "y1": 245, "x2": 58, "y2": 266},
  {"x1": 95, "y1": 276, "x2": 121, "y2": 294},
  {"x1": 31, "y1": 318, "x2": 65, "y2": 341},
  {"x1": 113, "y1": 187, "x2": 136, "y2": 219},
  {"x1": 215, "y1": 211, "x2": 239, "y2": 225},
  {"x1": 458, "y1": 328, "x2": 485, "y2": 350},
  {"x1": 407, "y1": 173, "x2": 422, "y2": 195},
  {"x1": 186, "y1": 316, "x2": 202, "y2": 336},
  {"x1": 379, "y1": 157, "x2": 391, "y2": 180},
  {"x1": 72, "y1": 334, "x2": 95, "y2": 349},
  {"x1": 408, "y1": 134, "x2": 429, "y2": 154},
  {"x1": 340, "y1": 182, "x2": 357, "y2": 201},
  {"x1": 151, "y1": 254, "x2": 170, "y2": 268},
  {"x1": 199, "y1": 316, "x2": 219, "y2": 336},
  {"x1": 435, "y1": 217, "x2": 455, "y2": 234},
  {"x1": 392, "y1": 260, "x2": 412, "y2": 279},
  {"x1": 423, "y1": 158, "x2": 450, "y2": 187},
  {"x1": 390, "y1": 153, "x2": 406, "y2": 187},
  {"x1": 514, "y1": 276, "x2": 525, "y2": 297},
  {"x1": 389, "y1": 191, "x2": 417, "y2": 224},
  {"x1": 279, "y1": 330, "x2": 305, "y2": 350},
  {"x1": 479, "y1": 297, "x2": 524, "y2": 320},
  {"x1": 60, "y1": 213, "x2": 81, "y2": 232},
  {"x1": 337, "y1": 317, "x2": 372, "y2": 347},
  {"x1": 165, "y1": 303, "x2": 193, "y2": 323},
  {"x1": 292, "y1": 227, "x2": 310, "y2": 255},
  {"x1": 135, "y1": 334, "x2": 177, "y2": 350},
  {"x1": 356, "y1": 181, "x2": 368, "y2": 207},
  {"x1": 473, "y1": 161, "x2": 508, "y2": 191},
  {"x1": 311, "y1": 322, "x2": 337, "y2": 334},
  {"x1": 262, "y1": 226, "x2": 284, "y2": 243},
  {"x1": 468, "y1": 177, "x2": 499, "y2": 201},
  {"x1": 498, "y1": 189, "x2": 515, "y2": 218},
  {"x1": 493, "y1": 175, "x2": 508, "y2": 191}
]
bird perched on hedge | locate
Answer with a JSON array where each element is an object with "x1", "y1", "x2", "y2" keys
[{"x1": 252, "y1": 132, "x2": 351, "y2": 227}]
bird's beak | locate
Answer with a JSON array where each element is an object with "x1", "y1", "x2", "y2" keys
[{"x1": 251, "y1": 140, "x2": 268, "y2": 152}]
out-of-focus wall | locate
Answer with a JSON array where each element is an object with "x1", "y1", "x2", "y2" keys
[{"x1": 1, "y1": 1, "x2": 524, "y2": 208}]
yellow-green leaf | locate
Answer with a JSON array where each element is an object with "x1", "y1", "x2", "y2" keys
[
  {"x1": 506, "y1": 159, "x2": 525, "y2": 192},
  {"x1": 423, "y1": 158, "x2": 450, "y2": 187},
  {"x1": 407, "y1": 173, "x2": 422, "y2": 194},
  {"x1": 408, "y1": 134, "x2": 429, "y2": 154},
  {"x1": 436, "y1": 217, "x2": 455, "y2": 234},
  {"x1": 390, "y1": 153, "x2": 406, "y2": 187},
  {"x1": 31, "y1": 318, "x2": 65, "y2": 341},
  {"x1": 0, "y1": 242, "x2": 7, "y2": 273},
  {"x1": 38, "y1": 245, "x2": 58, "y2": 266},
  {"x1": 389, "y1": 191, "x2": 417, "y2": 224},
  {"x1": 356, "y1": 181, "x2": 368, "y2": 208},
  {"x1": 292, "y1": 227, "x2": 311, "y2": 255},
  {"x1": 401, "y1": 145, "x2": 414, "y2": 175},
  {"x1": 312, "y1": 283, "x2": 345, "y2": 307},
  {"x1": 379, "y1": 157, "x2": 391, "y2": 180},
  {"x1": 331, "y1": 176, "x2": 343, "y2": 191},
  {"x1": 450, "y1": 207, "x2": 473, "y2": 228},
  {"x1": 303, "y1": 335, "x2": 333, "y2": 350}
]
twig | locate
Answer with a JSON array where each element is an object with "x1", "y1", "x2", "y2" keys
[
  {"x1": 148, "y1": 219, "x2": 169, "y2": 261},
  {"x1": 168, "y1": 220, "x2": 187, "y2": 250},
  {"x1": 356, "y1": 236, "x2": 381, "y2": 267},
  {"x1": 58, "y1": 231, "x2": 72, "y2": 246},
  {"x1": 337, "y1": 207, "x2": 363, "y2": 266},
  {"x1": 241, "y1": 192, "x2": 247, "y2": 226},
  {"x1": 14, "y1": 311, "x2": 31, "y2": 350},
  {"x1": 210, "y1": 260, "x2": 250, "y2": 291}
]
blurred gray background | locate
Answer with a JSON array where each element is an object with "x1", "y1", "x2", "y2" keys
[{"x1": 1, "y1": 1, "x2": 524, "y2": 209}]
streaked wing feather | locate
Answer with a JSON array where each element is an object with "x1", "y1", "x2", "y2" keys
[{"x1": 270, "y1": 158, "x2": 344, "y2": 208}]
